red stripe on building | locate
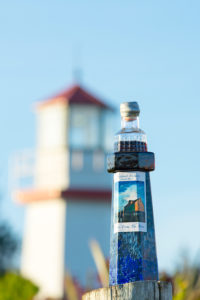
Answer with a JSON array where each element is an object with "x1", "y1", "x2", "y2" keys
[{"x1": 14, "y1": 188, "x2": 111, "y2": 204}]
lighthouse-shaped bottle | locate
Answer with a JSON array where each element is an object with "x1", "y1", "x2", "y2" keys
[{"x1": 108, "y1": 102, "x2": 159, "y2": 285}]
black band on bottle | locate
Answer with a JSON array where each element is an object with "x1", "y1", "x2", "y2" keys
[{"x1": 107, "y1": 152, "x2": 155, "y2": 173}]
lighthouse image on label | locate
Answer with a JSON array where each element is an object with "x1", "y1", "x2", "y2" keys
[
  {"x1": 113, "y1": 172, "x2": 147, "y2": 234},
  {"x1": 13, "y1": 84, "x2": 113, "y2": 299}
]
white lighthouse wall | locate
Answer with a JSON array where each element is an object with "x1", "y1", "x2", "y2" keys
[
  {"x1": 35, "y1": 147, "x2": 70, "y2": 189},
  {"x1": 35, "y1": 103, "x2": 70, "y2": 189},
  {"x1": 21, "y1": 199, "x2": 66, "y2": 299},
  {"x1": 36, "y1": 102, "x2": 68, "y2": 149},
  {"x1": 64, "y1": 200, "x2": 111, "y2": 287}
]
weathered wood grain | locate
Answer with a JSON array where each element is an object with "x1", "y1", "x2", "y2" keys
[{"x1": 82, "y1": 281, "x2": 172, "y2": 300}]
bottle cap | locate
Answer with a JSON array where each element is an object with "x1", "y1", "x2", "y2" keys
[{"x1": 120, "y1": 102, "x2": 140, "y2": 118}]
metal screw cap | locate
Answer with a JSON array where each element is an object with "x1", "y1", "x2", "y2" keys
[{"x1": 120, "y1": 102, "x2": 140, "y2": 118}]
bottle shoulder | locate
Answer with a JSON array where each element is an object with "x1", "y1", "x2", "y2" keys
[{"x1": 116, "y1": 128, "x2": 146, "y2": 135}]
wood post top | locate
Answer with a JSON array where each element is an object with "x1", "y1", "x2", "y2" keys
[{"x1": 83, "y1": 281, "x2": 172, "y2": 300}]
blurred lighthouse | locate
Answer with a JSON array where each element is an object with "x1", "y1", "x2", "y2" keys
[{"x1": 14, "y1": 84, "x2": 113, "y2": 299}]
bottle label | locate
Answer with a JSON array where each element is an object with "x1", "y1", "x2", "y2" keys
[{"x1": 113, "y1": 172, "x2": 147, "y2": 233}]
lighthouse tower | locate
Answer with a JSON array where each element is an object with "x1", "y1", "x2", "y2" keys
[{"x1": 14, "y1": 85, "x2": 113, "y2": 299}]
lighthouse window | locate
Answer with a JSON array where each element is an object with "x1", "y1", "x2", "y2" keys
[
  {"x1": 93, "y1": 150, "x2": 104, "y2": 171},
  {"x1": 71, "y1": 150, "x2": 83, "y2": 171},
  {"x1": 69, "y1": 106, "x2": 99, "y2": 149}
]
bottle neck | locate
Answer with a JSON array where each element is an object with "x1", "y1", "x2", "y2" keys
[{"x1": 121, "y1": 116, "x2": 139, "y2": 130}]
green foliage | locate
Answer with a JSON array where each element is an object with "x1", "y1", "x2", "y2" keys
[
  {"x1": 161, "y1": 252, "x2": 200, "y2": 300},
  {"x1": 0, "y1": 223, "x2": 38, "y2": 299},
  {"x1": 0, "y1": 272, "x2": 39, "y2": 300},
  {"x1": 173, "y1": 266, "x2": 200, "y2": 300}
]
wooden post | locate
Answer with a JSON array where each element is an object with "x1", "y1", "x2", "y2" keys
[{"x1": 82, "y1": 281, "x2": 172, "y2": 300}]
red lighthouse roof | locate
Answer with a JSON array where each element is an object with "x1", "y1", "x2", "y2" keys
[{"x1": 36, "y1": 84, "x2": 112, "y2": 110}]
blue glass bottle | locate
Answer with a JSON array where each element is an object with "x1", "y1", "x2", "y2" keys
[{"x1": 108, "y1": 102, "x2": 158, "y2": 285}]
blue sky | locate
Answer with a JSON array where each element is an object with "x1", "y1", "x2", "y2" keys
[{"x1": 0, "y1": 0, "x2": 200, "y2": 272}]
